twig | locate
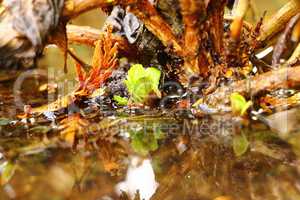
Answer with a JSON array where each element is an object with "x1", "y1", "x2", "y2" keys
[
  {"x1": 272, "y1": 13, "x2": 300, "y2": 67},
  {"x1": 66, "y1": 25, "x2": 103, "y2": 46},
  {"x1": 259, "y1": 0, "x2": 300, "y2": 43},
  {"x1": 204, "y1": 66, "x2": 300, "y2": 105},
  {"x1": 230, "y1": 0, "x2": 249, "y2": 40},
  {"x1": 287, "y1": 43, "x2": 300, "y2": 64},
  {"x1": 67, "y1": 48, "x2": 91, "y2": 70}
]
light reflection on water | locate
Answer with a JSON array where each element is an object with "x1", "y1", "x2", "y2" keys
[{"x1": 116, "y1": 157, "x2": 158, "y2": 200}]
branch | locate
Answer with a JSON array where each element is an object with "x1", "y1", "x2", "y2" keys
[
  {"x1": 259, "y1": 0, "x2": 300, "y2": 43},
  {"x1": 272, "y1": 13, "x2": 300, "y2": 67},
  {"x1": 287, "y1": 43, "x2": 300, "y2": 64},
  {"x1": 66, "y1": 25, "x2": 103, "y2": 46},
  {"x1": 66, "y1": 25, "x2": 136, "y2": 57},
  {"x1": 203, "y1": 66, "x2": 300, "y2": 106}
]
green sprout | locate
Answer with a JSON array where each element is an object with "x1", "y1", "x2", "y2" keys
[
  {"x1": 113, "y1": 64, "x2": 161, "y2": 105},
  {"x1": 230, "y1": 92, "x2": 252, "y2": 116}
]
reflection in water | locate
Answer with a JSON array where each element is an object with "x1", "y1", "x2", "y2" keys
[
  {"x1": 116, "y1": 156, "x2": 158, "y2": 200},
  {"x1": 0, "y1": 116, "x2": 300, "y2": 200}
]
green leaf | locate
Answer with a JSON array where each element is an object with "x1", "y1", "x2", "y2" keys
[
  {"x1": 124, "y1": 64, "x2": 161, "y2": 103},
  {"x1": 0, "y1": 161, "x2": 16, "y2": 185},
  {"x1": 145, "y1": 67, "x2": 161, "y2": 97},
  {"x1": 241, "y1": 101, "x2": 253, "y2": 115},
  {"x1": 0, "y1": 118, "x2": 11, "y2": 126},
  {"x1": 145, "y1": 67, "x2": 161, "y2": 85},
  {"x1": 233, "y1": 133, "x2": 249, "y2": 157},
  {"x1": 132, "y1": 77, "x2": 153, "y2": 102},
  {"x1": 125, "y1": 64, "x2": 145, "y2": 94},
  {"x1": 113, "y1": 95, "x2": 128, "y2": 106},
  {"x1": 230, "y1": 92, "x2": 252, "y2": 116}
]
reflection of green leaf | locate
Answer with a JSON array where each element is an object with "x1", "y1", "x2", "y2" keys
[
  {"x1": 0, "y1": 161, "x2": 16, "y2": 185},
  {"x1": 124, "y1": 64, "x2": 161, "y2": 104},
  {"x1": 113, "y1": 95, "x2": 128, "y2": 106},
  {"x1": 130, "y1": 127, "x2": 163, "y2": 156},
  {"x1": 230, "y1": 92, "x2": 252, "y2": 116},
  {"x1": 233, "y1": 133, "x2": 249, "y2": 157},
  {"x1": 29, "y1": 126, "x2": 51, "y2": 134},
  {"x1": 0, "y1": 118, "x2": 11, "y2": 126},
  {"x1": 130, "y1": 131, "x2": 158, "y2": 156},
  {"x1": 153, "y1": 126, "x2": 164, "y2": 139}
]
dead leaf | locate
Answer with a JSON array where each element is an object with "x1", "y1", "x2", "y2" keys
[{"x1": 76, "y1": 26, "x2": 119, "y2": 96}]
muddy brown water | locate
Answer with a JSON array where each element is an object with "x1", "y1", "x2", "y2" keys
[{"x1": 0, "y1": 75, "x2": 300, "y2": 200}]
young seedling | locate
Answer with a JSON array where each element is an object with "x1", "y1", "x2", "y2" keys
[{"x1": 114, "y1": 64, "x2": 161, "y2": 105}]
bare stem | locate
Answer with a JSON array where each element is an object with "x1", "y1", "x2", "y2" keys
[
  {"x1": 230, "y1": 0, "x2": 249, "y2": 39},
  {"x1": 287, "y1": 43, "x2": 300, "y2": 64},
  {"x1": 204, "y1": 65, "x2": 300, "y2": 105},
  {"x1": 259, "y1": 0, "x2": 300, "y2": 43},
  {"x1": 232, "y1": 0, "x2": 249, "y2": 18}
]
